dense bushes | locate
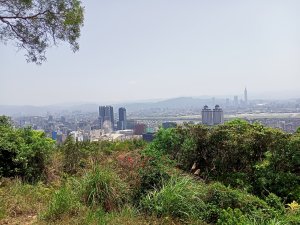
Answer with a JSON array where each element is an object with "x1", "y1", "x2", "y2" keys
[
  {"x1": 150, "y1": 119, "x2": 300, "y2": 202},
  {"x1": 141, "y1": 175, "x2": 286, "y2": 224},
  {"x1": 0, "y1": 116, "x2": 54, "y2": 182}
]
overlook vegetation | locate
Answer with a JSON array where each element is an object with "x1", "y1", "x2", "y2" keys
[{"x1": 0, "y1": 115, "x2": 299, "y2": 224}]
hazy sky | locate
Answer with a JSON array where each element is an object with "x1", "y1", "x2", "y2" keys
[{"x1": 1, "y1": 0, "x2": 300, "y2": 105}]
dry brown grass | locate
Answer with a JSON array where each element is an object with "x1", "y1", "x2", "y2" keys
[{"x1": 0, "y1": 178, "x2": 54, "y2": 225}]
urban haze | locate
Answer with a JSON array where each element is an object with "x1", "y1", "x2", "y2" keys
[{"x1": 1, "y1": 0, "x2": 300, "y2": 106}]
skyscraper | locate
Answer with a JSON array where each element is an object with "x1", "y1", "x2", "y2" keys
[
  {"x1": 99, "y1": 106, "x2": 114, "y2": 130},
  {"x1": 225, "y1": 98, "x2": 230, "y2": 107},
  {"x1": 234, "y1": 95, "x2": 239, "y2": 107},
  {"x1": 202, "y1": 105, "x2": 213, "y2": 125},
  {"x1": 117, "y1": 107, "x2": 127, "y2": 130},
  {"x1": 213, "y1": 105, "x2": 224, "y2": 125},
  {"x1": 244, "y1": 87, "x2": 248, "y2": 105}
]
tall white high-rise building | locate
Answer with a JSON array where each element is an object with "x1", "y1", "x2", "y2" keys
[
  {"x1": 201, "y1": 105, "x2": 213, "y2": 125},
  {"x1": 244, "y1": 88, "x2": 248, "y2": 105},
  {"x1": 234, "y1": 95, "x2": 239, "y2": 107},
  {"x1": 213, "y1": 105, "x2": 224, "y2": 125}
]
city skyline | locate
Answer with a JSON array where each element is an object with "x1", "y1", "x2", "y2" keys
[{"x1": 1, "y1": 0, "x2": 300, "y2": 105}]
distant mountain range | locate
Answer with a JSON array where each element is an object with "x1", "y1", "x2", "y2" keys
[
  {"x1": 0, "y1": 97, "x2": 218, "y2": 116},
  {"x1": 123, "y1": 97, "x2": 217, "y2": 111},
  {"x1": 0, "y1": 96, "x2": 299, "y2": 117}
]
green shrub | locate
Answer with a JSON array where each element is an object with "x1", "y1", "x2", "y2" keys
[
  {"x1": 0, "y1": 120, "x2": 54, "y2": 182},
  {"x1": 265, "y1": 193, "x2": 285, "y2": 213},
  {"x1": 217, "y1": 208, "x2": 249, "y2": 225},
  {"x1": 204, "y1": 182, "x2": 275, "y2": 223},
  {"x1": 217, "y1": 208, "x2": 282, "y2": 225}
]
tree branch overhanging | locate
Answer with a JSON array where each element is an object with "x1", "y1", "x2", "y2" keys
[{"x1": 0, "y1": 0, "x2": 84, "y2": 64}]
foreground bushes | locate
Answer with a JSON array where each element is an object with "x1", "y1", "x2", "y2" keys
[
  {"x1": 149, "y1": 120, "x2": 300, "y2": 202},
  {"x1": 1, "y1": 115, "x2": 299, "y2": 224},
  {"x1": 141, "y1": 175, "x2": 284, "y2": 224},
  {"x1": 0, "y1": 116, "x2": 54, "y2": 182}
]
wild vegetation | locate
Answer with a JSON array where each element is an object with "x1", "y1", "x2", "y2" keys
[{"x1": 0, "y1": 115, "x2": 299, "y2": 224}]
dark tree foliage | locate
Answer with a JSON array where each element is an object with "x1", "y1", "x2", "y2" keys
[{"x1": 0, "y1": 0, "x2": 84, "y2": 64}]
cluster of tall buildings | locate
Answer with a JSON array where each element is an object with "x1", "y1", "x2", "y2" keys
[
  {"x1": 201, "y1": 105, "x2": 224, "y2": 125},
  {"x1": 232, "y1": 88, "x2": 248, "y2": 108},
  {"x1": 98, "y1": 106, "x2": 127, "y2": 131}
]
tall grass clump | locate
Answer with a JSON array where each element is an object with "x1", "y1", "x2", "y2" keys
[
  {"x1": 141, "y1": 176, "x2": 208, "y2": 221},
  {"x1": 80, "y1": 166, "x2": 128, "y2": 211},
  {"x1": 42, "y1": 182, "x2": 81, "y2": 221}
]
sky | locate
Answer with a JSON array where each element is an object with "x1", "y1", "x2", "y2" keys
[{"x1": 0, "y1": 0, "x2": 300, "y2": 106}]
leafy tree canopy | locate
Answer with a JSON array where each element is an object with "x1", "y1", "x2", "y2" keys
[{"x1": 0, "y1": 0, "x2": 84, "y2": 64}]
